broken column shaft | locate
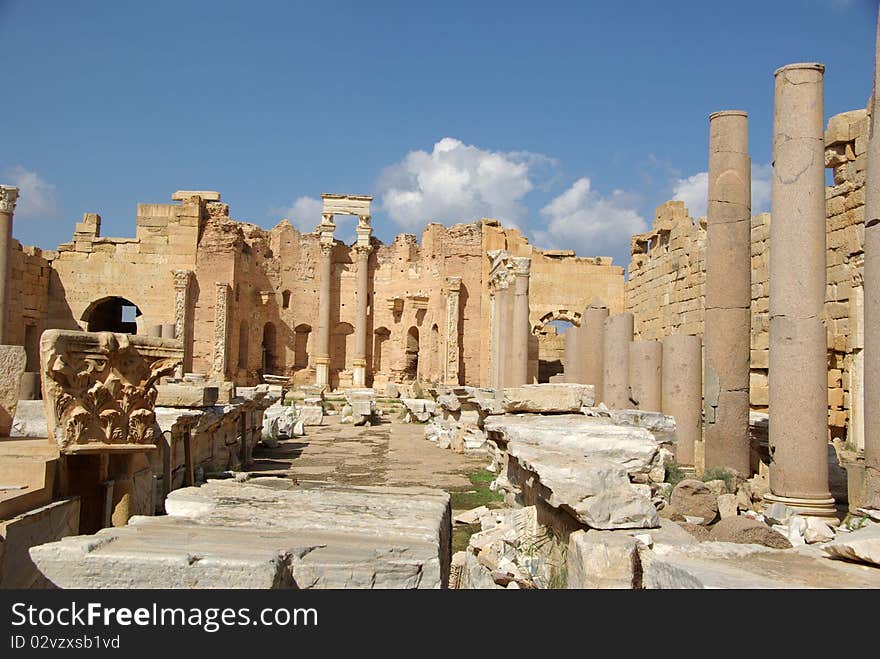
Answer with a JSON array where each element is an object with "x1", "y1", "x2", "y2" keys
[
  {"x1": 704, "y1": 110, "x2": 752, "y2": 476},
  {"x1": 602, "y1": 312, "x2": 633, "y2": 409},
  {"x1": 766, "y1": 63, "x2": 836, "y2": 516},
  {"x1": 628, "y1": 340, "x2": 662, "y2": 411},
  {"x1": 662, "y1": 334, "x2": 703, "y2": 468}
]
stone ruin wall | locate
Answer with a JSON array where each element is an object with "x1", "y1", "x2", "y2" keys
[
  {"x1": 5, "y1": 241, "x2": 52, "y2": 370},
  {"x1": 625, "y1": 108, "x2": 868, "y2": 449}
]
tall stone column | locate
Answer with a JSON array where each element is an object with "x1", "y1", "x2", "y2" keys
[
  {"x1": 211, "y1": 282, "x2": 230, "y2": 379},
  {"x1": 662, "y1": 334, "x2": 703, "y2": 468},
  {"x1": 582, "y1": 306, "x2": 608, "y2": 395},
  {"x1": 445, "y1": 276, "x2": 462, "y2": 385},
  {"x1": 704, "y1": 110, "x2": 752, "y2": 475},
  {"x1": 0, "y1": 185, "x2": 19, "y2": 344},
  {"x1": 628, "y1": 340, "x2": 662, "y2": 411},
  {"x1": 864, "y1": 15, "x2": 880, "y2": 499},
  {"x1": 602, "y1": 313, "x2": 633, "y2": 409},
  {"x1": 352, "y1": 221, "x2": 372, "y2": 388},
  {"x1": 510, "y1": 257, "x2": 531, "y2": 386},
  {"x1": 315, "y1": 215, "x2": 335, "y2": 388},
  {"x1": 172, "y1": 269, "x2": 193, "y2": 375},
  {"x1": 766, "y1": 63, "x2": 836, "y2": 516}
]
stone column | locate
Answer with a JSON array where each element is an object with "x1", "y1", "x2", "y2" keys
[
  {"x1": 315, "y1": 215, "x2": 335, "y2": 388},
  {"x1": 0, "y1": 185, "x2": 19, "y2": 344},
  {"x1": 662, "y1": 334, "x2": 703, "y2": 468},
  {"x1": 865, "y1": 16, "x2": 880, "y2": 498},
  {"x1": 582, "y1": 306, "x2": 608, "y2": 395},
  {"x1": 510, "y1": 257, "x2": 531, "y2": 386},
  {"x1": 564, "y1": 323, "x2": 577, "y2": 382},
  {"x1": 704, "y1": 110, "x2": 752, "y2": 475},
  {"x1": 212, "y1": 282, "x2": 230, "y2": 379},
  {"x1": 352, "y1": 222, "x2": 372, "y2": 388},
  {"x1": 628, "y1": 340, "x2": 662, "y2": 411},
  {"x1": 445, "y1": 276, "x2": 462, "y2": 385},
  {"x1": 172, "y1": 269, "x2": 192, "y2": 376},
  {"x1": 602, "y1": 313, "x2": 633, "y2": 409},
  {"x1": 766, "y1": 63, "x2": 836, "y2": 516}
]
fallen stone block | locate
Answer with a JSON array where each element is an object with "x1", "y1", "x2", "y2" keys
[
  {"x1": 10, "y1": 400, "x2": 48, "y2": 438},
  {"x1": 299, "y1": 405, "x2": 324, "y2": 427},
  {"x1": 709, "y1": 516, "x2": 792, "y2": 549},
  {"x1": 155, "y1": 383, "x2": 218, "y2": 408},
  {"x1": 502, "y1": 383, "x2": 595, "y2": 413},
  {"x1": 0, "y1": 345, "x2": 26, "y2": 436},
  {"x1": 670, "y1": 479, "x2": 718, "y2": 525},
  {"x1": 574, "y1": 485, "x2": 660, "y2": 530},
  {"x1": 566, "y1": 529, "x2": 640, "y2": 589},
  {"x1": 823, "y1": 523, "x2": 880, "y2": 566}
]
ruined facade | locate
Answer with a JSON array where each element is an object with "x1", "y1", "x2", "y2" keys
[
  {"x1": 2, "y1": 193, "x2": 625, "y2": 393},
  {"x1": 625, "y1": 108, "x2": 869, "y2": 451}
]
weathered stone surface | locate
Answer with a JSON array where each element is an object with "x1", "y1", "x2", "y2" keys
[
  {"x1": 485, "y1": 414, "x2": 661, "y2": 475},
  {"x1": 0, "y1": 345, "x2": 26, "y2": 436},
  {"x1": 155, "y1": 383, "x2": 219, "y2": 408},
  {"x1": 823, "y1": 523, "x2": 880, "y2": 566},
  {"x1": 566, "y1": 529, "x2": 640, "y2": 588},
  {"x1": 670, "y1": 479, "x2": 718, "y2": 525},
  {"x1": 262, "y1": 401, "x2": 300, "y2": 440},
  {"x1": 30, "y1": 480, "x2": 451, "y2": 589},
  {"x1": 502, "y1": 383, "x2": 595, "y2": 413},
  {"x1": 804, "y1": 516, "x2": 835, "y2": 544},
  {"x1": 10, "y1": 400, "x2": 48, "y2": 438},
  {"x1": 642, "y1": 541, "x2": 880, "y2": 588},
  {"x1": 299, "y1": 405, "x2": 324, "y2": 427},
  {"x1": 709, "y1": 516, "x2": 792, "y2": 549},
  {"x1": 574, "y1": 485, "x2": 660, "y2": 530},
  {"x1": 717, "y1": 493, "x2": 739, "y2": 519},
  {"x1": 1, "y1": 498, "x2": 80, "y2": 589}
]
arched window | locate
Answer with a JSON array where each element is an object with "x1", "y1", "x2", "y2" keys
[
  {"x1": 294, "y1": 324, "x2": 311, "y2": 368},
  {"x1": 405, "y1": 326, "x2": 419, "y2": 381},
  {"x1": 82, "y1": 296, "x2": 141, "y2": 334},
  {"x1": 281, "y1": 290, "x2": 291, "y2": 309},
  {"x1": 262, "y1": 322, "x2": 277, "y2": 372}
]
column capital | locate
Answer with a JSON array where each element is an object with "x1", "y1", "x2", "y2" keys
[
  {"x1": 354, "y1": 242, "x2": 372, "y2": 257},
  {"x1": 319, "y1": 241, "x2": 334, "y2": 256},
  {"x1": 0, "y1": 186, "x2": 19, "y2": 213},
  {"x1": 511, "y1": 256, "x2": 531, "y2": 276},
  {"x1": 357, "y1": 215, "x2": 371, "y2": 228},
  {"x1": 172, "y1": 269, "x2": 193, "y2": 289},
  {"x1": 446, "y1": 276, "x2": 462, "y2": 293}
]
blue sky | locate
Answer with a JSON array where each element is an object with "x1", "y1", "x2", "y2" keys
[{"x1": 0, "y1": 0, "x2": 876, "y2": 269}]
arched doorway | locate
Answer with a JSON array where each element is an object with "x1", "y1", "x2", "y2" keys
[
  {"x1": 331, "y1": 322, "x2": 354, "y2": 373},
  {"x1": 81, "y1": 297, "x2": 141, "y2": 334},
  {"x1": 294, "y1": 323, "x2": 311, "y2": 369},
  {"x1": 533, "y1": 310, "x2": 582, "y2": 383},
  {"x1": 429, "y1": 323, "x2": 440, "y2": 382},
  {"x1": 262, "y1": 322, "x2": 278, "y2": 373},
  {"x1": 404, "y1": 326, "x2": 419, "y2": 381}
]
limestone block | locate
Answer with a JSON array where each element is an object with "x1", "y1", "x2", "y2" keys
[
  {"x1": 1, "y1": 498, "x2": 80, "y2": 589},
  {"x1": 155, "y1": 383, "x2": 219, "y2": 408},
  {"x1": 717, "y1": 493, "x2": 739, "y2": 519},
  {"x1": 566, "y1": 529, "x2": 640, "y2": 589},
  {"x1": 670, "y1": 479, "x2": 718, "y2": 525},
  {"x1": 10, "y1": 400, "x2": 48, "y2": 438},
  {"x1": 0, "y1": 345, "x2": 26, "y2": 436},
  {"x1": 823, "y1": 523, "x2": 880, "y2": 566},
  {"x1": 30, "y1": 480, "x2": 451, "y2": 589},
  {"x1": 262, "y1": 402, "x2": 300, "y2": 440},
  {"x1": 709, "y1": 516, "x2": 791, "y2": 548},
  {"x1": 299, "y1": 405, "x2": 324, "y2": 427},
  {"x1": 502, "y1": 383, "x2": 595, "y2": 413},
  {"x1": 574, "y1": 485, "x2": 660, "y2": 530}
]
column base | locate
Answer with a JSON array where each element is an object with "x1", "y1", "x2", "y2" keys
[
  {"x1": 762, "y1": 492, "x2": 838, "y2": 518},
  {"x1": 315, "y1": 360, "x2": 329, "y2": 388},
  {"x1": 352, "y1": 361, "x2": 366, "y2": 388}
]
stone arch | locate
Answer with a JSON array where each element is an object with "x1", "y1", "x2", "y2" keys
[
  {"x1": 404, "y1": 326, "x2": 419, "y2": 381},
  {"x1": 294, "y1": 323, "x2": 311, "y2": 369},
  {"x1": 81, "y1": 296, "x2": 142, "y2": 334},
  {"x1": 373, "y1": 326, "x2": 391, "y2": 374},
  {"x1": 532, "y1": 309, "x2": 582, "y2": 384},
  {"x1": 262, "y1": 322, "x2": 278, "y2": 373},
  {"x1": 238, "y1": 320, "x2": 249, "y2": 369}
]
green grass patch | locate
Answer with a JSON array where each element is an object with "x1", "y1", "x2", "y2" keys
[
  {"x1": 449, "y1": 470, "x2": 504, "y2": 511},
  {"x1": 452, "y1": 523, "x2": 480, "y2": 553},
  {"x1": 664, "y1": 459, "x2": 686, "y2": 487}
]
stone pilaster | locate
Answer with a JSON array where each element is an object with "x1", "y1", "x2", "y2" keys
[
  {"x1": 445, "y1": 276, "x2": 462, "y2": 385},
  {"x1": 510, "y1": 257, "x2": 531, "y2": 386},
  {"x1": 212, "y1": 282, "x2": 230, "y2": 379},
  {"x1": 172, "y1": 269, "x2": 192, "y2": 374},
  {"x1": 704, "y1": 110, "x2": 752, "y2": 475},
  {"x1": 0, "y1": 185, "x2": 19, "y2": 344},
  {"x1": 766, "y1": 63, "x2": 836, "y2": 516}
]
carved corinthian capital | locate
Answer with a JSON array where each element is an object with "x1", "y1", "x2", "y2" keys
[{"x1": 0, "y1": 185, "x2": 19, "y2": 213}]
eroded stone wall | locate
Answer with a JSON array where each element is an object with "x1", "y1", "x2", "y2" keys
[{"x1": 5, "y1": 242, "x2": 52, "y2": 369}]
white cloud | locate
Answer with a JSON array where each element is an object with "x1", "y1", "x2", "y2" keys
[
  {"x1": 2, "y1": 165, "x2": 57, "y2": 219},
  {"x1": 671, "y1": 163, "x2": 773, "y2": 219},
  {"x1": 377, "y1": 137, "x2": 555, "y2": 229},
  {"x1": 531, "y1": 177, "x2": 648, "y2": 259},
  {"x1": 275, "y1": 195, "x2": 322, "y2": 232}
]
